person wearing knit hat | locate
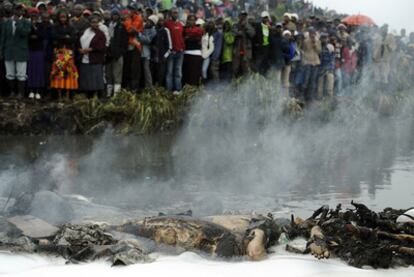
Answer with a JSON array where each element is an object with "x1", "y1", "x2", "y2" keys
[
  {"x1": 283, "y1": 12, "x2": 297, "y2": 32},
  {"x1": 35, "y1": 2, "x2": 47, "y2": 13},
  {"x1": 70, "y1": 4, "x2": 89, "y2": 35},
  {"x1": 337, "y1": 23, "x2": 349, "y2": 41},
  {"x1": 111, "y1": 8, "x2": 120, "y2": 15},
  {"x1": 260, "y1": 11, "x2": 269, "y2": 19},
  {"x1": 148, "y1": 14, "x2": 158, "y2": 25},
  {"x1": 291, "y1": 13, "x2": 299, "y2": 22},
  {"x1": 195, "y1": 18, "x2": 205, "y2": 26}
]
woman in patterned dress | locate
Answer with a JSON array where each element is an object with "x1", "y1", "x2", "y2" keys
[{"x1": 50, "y1": 10, "x2": 78, "y2": 101}]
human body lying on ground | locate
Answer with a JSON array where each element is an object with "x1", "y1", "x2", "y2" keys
[{"x1": 1, "y1": 200, "x2": 414, "y2": 268}]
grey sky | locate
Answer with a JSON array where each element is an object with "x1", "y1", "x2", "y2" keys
[{"x1": 311, "y1": 0, "x2": 413, "y2": 33}]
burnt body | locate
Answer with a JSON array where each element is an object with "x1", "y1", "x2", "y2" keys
[{"x1": 116, "y1": 216, "x2": 243, "y2": 258}]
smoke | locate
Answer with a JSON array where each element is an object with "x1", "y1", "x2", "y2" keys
[{"x1": 2, "y1": 34, "x2": 414, "y2": 218}]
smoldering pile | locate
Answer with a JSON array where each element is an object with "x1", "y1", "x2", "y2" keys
[
  {"x1": 284, "y1": 201, "x2": 414, "y2": 268},
  {"x1": 1, "y1": 199, "x2": 414, "y2": 269}
]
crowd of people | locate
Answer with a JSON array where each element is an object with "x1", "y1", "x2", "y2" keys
[{"x1": 0, "y1": 0, "x2": 413, "y2": 101}]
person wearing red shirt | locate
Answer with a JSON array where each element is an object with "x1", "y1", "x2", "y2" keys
[{"x1": 165, "y1": 8, "x2": 184, "y2": 94}]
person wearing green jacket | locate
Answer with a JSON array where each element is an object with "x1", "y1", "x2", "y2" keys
[
  {"x1": 0, "y1": 4, "x2": 31, "y2": 98},
  {"x1": 221, "y1": 20, "x2": 234, "y2": 80}
]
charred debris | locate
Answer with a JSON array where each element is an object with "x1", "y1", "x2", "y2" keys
[{"x1": 1, "y1": 200, "x2": 414, "y2": 269}]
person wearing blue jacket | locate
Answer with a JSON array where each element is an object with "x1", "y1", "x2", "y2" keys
[
  {"x1": 138, "y1": 15, "x2": 157, "y2": 89},
  {"x1": 317, "y1": 32, "x2": 335, "y2": 99},
  {"x1": 281, "y1": 30, "x2": 296, "y2": 95}
]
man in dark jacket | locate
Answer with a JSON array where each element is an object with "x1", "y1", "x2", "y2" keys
[
  {"x1": 70, "y1": 4, "x2": 89, "y2": 36},
  {"x1": 106, "y1": 8, "x2": 128, "y2": 97},
  {"x1": 252, "y1": 11, "x2": 271, "y2": 75},
  {"x1": 152, "y1": 14, "x2": 171, "y2": 87},
  {"x1": 0, "y1": 4, "x2": 31, "y2": 98},
  {"x1": 210, "y1": 17, "x2": 223, "y2": 82},
  {"x1": 269, "y1": 23, "x2": 290, "y2": 87}
]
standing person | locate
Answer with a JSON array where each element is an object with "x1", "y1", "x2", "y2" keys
[
  {"x1": 70, "y1": 4, "x2": 89, "y2": 37},
  {"x1": 138, "y1": 15, "x2": 157, "y2": 89},
  {"x1": 269, "y1": 23, "x2": 289, "y2": 92},
  {"x1": 123, "y1": 3, "x2": 143, "y2": 92},
  {"x1": 330, "y1": 34, "x2": 343, "y2": 95},
  {"x1": 50, "y1": 10, "x2": 78, "y2": 101},
  {"x1": 37, "y1": 12, "x2": 53, "y2": 98},
  {"x1": 372, "y1": 24, "x2": 396, "y2": 93},
  {"x1": 209, "y1": 17, "x2": 223, "y2": 82},
  {"x1": 0, "y1": 2, "x2": 13, "y2": 97},
  {"x1": 78, "y1": 15, "x2": 107, "y2": 98},
  {"x1": 27, "y1": 8, "x2": 46, "y2": 100},
  {"x1": 152, "y1": 13, "x2": 172, "y2": 87},
  {"x1": 106, "y1": 8, "x2": 128, "y2": 97},
  {"x1": 201, "y1": 21, "x2": 215, "y2": 81},
  {"x1": 221, "y1": 20, "x2": 234, "y2": 81},
  {"x1": 291, "y1": 32, "x2": 305, "y2": 99},
  {"x1": 301, "y1": 27, "x2": 321, "y2": 101},
  {"x1": 252, "y1": 11, "x2": 271, "y2": 75},
  {"x1": 283, "y1": 13, "x2": 296, "y2": 32},
  {"x1": 317, "y1": 33, "x2": 335, "y2": 99},
  {"x1": 341, "y1": 38, "x2": 358, "y2": 94},
  {"x1": 281, "y1": 30, "x2": 296, "y2": 96},
  {"x1": 0, "y1": 4, "x2": 31, "y2": 98},
  {"x1": 182, "y1": 15, "x2": 203, "y2": 86},
  {"x1": 232, "y1": 11, "x2": 255, "y2": 78},
  {"x1": 165, "y1": 8, "x2": 185, "y2": 94}
]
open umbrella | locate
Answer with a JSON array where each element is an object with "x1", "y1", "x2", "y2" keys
[{"x1": 341, "y1": 14, "x2": 376, "y2": 26}]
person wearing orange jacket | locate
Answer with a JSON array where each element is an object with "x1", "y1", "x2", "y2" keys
[{"x1": 122, "y1": 3, "x2": 143, "y2": 92}]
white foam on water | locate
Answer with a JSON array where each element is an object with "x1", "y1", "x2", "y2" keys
[{"x1": 1, "y1": 251, "x2": 413, "y2": 277}]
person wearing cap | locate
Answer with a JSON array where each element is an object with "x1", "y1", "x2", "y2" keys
[
  {"x1": 138, "y1": 15, "x2": 157, "y2": 89},
  {"x1": 252, "y1": 11, "x2": 271, "y2": 75},
  {"x1": 106, "y1": 8, "x2": 128, "y2": 97},
  {"x1": 36, "y1": 2, "x2": 48, "y2": 14},
  {"x1": 283, "y1": 12, "x2": 296, "y2": 32},
  {"x1": 0, "y1": 4, "x2": 32, "y2": 98},
  {"x1": 336, "y1": 23, "x2": 349, "y2": 42},
  {"x1": 70, "y1": 4, "x2": 88, "y2": 37},
  {"x1": 123, "y1": 3, "x2": 144, "y2": 92},
  {"x1": 152, "y1": 13, "x2": 172, "y2": 87},
  {"x1": 50, "y1": 9, "x2": 78, "y2": 100},
  {"x1": 165, "y1": 8, "x2": 185, "y2": 93},
  {"x1": 281, "y1": 29, "x2": 296, "y2": 95},
  {"x1": 269, "y1": 22, "x2": 290, "y2": 90},
  {"x1": 232, "y1": 10, "x2": 255, "y2": 77},
  {"x1": 317, "y1": 32, "x2": 335, "y2": 99},
  {"x1": 182, "y1": 14, "x2": 203, "y2": 86},
  {"x1": 27, "y1": 8, "x2": 46, "y2": 100},
  {"x1": 300, "y1": 26, "x2": 321, "y2": 101}
]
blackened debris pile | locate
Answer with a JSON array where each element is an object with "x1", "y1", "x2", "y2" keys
[{"x1": 285, "y1": 201, "x2": 414, "y2": 268}]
